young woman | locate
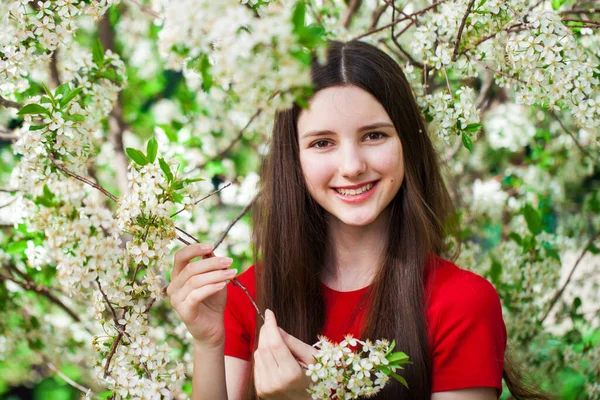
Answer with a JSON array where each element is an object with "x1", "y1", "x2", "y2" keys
[{"x1": 168, "y1": 40, "x2": 546, "y2": 399}]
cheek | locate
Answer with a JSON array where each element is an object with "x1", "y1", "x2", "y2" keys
[{"x1": 300, "y1": 155, "x2": 330, "y2": 194}]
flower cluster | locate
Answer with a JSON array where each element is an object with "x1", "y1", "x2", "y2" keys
[
  {"x1": 419, "y1": 86, "x2": 481, "y2": 145},
  {"x1": 0, "y1": 0, "x2": 121, "y2": 96},
  {"x1": 306, "y1": 335, "x2": 409, "y2": 399}
]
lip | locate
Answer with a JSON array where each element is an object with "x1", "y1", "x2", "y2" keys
[
  {"x1": 331, "y1": 180, "x2": 379, "y2": 204},
  {"x1": 332, "y1": 180, "x2": 379, "y2": 190}
]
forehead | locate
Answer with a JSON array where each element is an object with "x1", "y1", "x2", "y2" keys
[{"x1": 297, "y1": 85, "x2": 392, "y2": 135}]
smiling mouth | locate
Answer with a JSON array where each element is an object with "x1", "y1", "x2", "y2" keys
[{"x1": 333, "y1": 181, "x2": 377, "y2": 196}]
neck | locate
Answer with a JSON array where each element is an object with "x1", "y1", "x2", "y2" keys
[{"x1": 322, "y1": 208, "x2": 390, "y2": 291}]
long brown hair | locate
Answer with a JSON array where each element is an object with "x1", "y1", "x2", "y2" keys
[{"x1": 249, "y1": 40, "x2": 549, "y2": 399}]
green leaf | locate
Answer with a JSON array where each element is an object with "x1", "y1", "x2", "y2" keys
[
  {"x1": 158, "y1": 124, "x2": 178, "y2": 142},
  {"x1": 43, "y1": 184, "x2": 55, "y2": 201},
  {"x1": 291, "y1": 1, "x2": 306, "y2": 32},
  {"x1": 489, "y1": 257, "x2": 502, "y2": 285},
  {"x1": 385, "y1": 339, "x2": 396, "y2": 356},
  {"x1": 386, "y1": 351, "x2": 410, "y2": 364},
  {"x1": 29, "y1": 124, "x2": 49, "y2": 131},
  {"x1": 54, "y1": 82, "x2": 70, "y2": 99},
  {"x1": 461, "y1": 132, "x2": 473, "y2": 152},
  {"x1": 199, "y1": 54, "x2": 213, "y2": 92},
  {"x1": 523, "y1": 204, "x2": 542, "y2": 235},
  {"x1": 41, "y1": 83, "x2": 54, "y2": 101},
  {"x1": 6, "y1": 240, "x2": 27, "y2": 254},
  {"x1": 98, "y1": 391, "x2": 114, "y2": 399},
  {"x1": 543, "y1": 244, "x2": 561, "y2": 262},
  {"x1": 93, "y1": 39, "x2": 105, "y2": 66},
  {"x1": 464, "y1": 123, "x2": 482, "y2": 133},
  {"x1": 146, "y1": 137, "x2": 158, "y2": 163},
  {"x1": 59, "y1": 87, "x2": 83, "y2": 108},
  {"x1": 64, "y1": 114, "x2": 85, "y2": 122},
  {"x1": 126, "y1": 148, "x2": 149, "y2": 166},
  {"x1": 181, "y1": 177, "x2": 204, "y2": 185},
  {"x1": 159, "y1": 158, "x2": 173, "y2": 183},
  {"x1": 380, "y1": 367, "x2": 409, "y2": 388},
  {"x1": 17, "y1": 104, "x2": 50, "y2": 116},
  {"x1": 551, "y1": 0, "x2": 565, "y2": 10},
  {"x1": 587, "y1": 243, "x2": 600, "y2": 255},
  {"x1": 508, "y1": 232, "x2": 522, "y2": 245}
]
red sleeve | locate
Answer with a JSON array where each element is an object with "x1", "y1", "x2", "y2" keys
[
  {"x1": 223, "y1": 265, "x2": 256, "y2": 361},
  {"x1": 428, "y1": 265, "x2": 507, "y2": 396}
]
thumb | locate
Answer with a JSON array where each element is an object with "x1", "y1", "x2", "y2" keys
[{"x1": 278, "y1": 327, "x2": 318, "y2": 367}]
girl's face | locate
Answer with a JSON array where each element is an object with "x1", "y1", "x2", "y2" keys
[{"x1": 297, "y1": 85, "x2": 404, "y2": 227}]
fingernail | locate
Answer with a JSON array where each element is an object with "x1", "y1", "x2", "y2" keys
[
  {"x1": 220, "y1": 257, "x2": 233, "y2": 266},
  {"x1": 225, "y1": 269, "x2": 236, "y2": 276},
  {"x1": 200, "y1": 243, "x2": 213, "y2": 251},
  {"x1": 265, "y1": 309, "x2": 272, "y2": 321}
]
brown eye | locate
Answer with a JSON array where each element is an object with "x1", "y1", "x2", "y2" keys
[
  {"x1": 311, "y1": 140, "x2": 331, "y2": 149},
  {"x1": 365, "y1": 132, "x2": 387, "y2": 141}
]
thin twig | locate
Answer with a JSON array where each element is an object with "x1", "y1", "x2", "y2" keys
[
  {"x1": 369, "y1": 3, "x2": 389, "y2": 29},
  {"x1": 452, "y1": 0, "x2": 476, "y2": 61},
  {"x1": 540, "y1": 231, "x2": 600, "y2": 324},
  {"x1": 560, "y1": 9, "x2": 600, "y2": 14},
  {"x1": 552, "y1": 111, "x2": 596, "y2": 160},
  {"x1": 50, "y1": 157, "x2": 119, "y2": 203},
  {"x1": 126, "y1": 0, "x2": 162, "y2": 19},
  {"x1": 356, "y1": 0, "x2": 450, "y2": 39},
  {"x1": 0, "y1": 187, "x2": 19, "y2": 193},
  {"x1": 0, "y1": 196, "x2": 18, "y2": 209},
  {"x1": 0, "y1": 95, "x2": 23, "y2": 109},
  {"x1": 197, "y1": 110, "x2": 262, "y2": 170},
  {"x1": 170, "y1": 182, "x2": 232, "y2": 218},
  {"x1": 213, "y1": 197, "x2": 256, "y2": 249},
  {"x1": 44, "y1": 357, "x2": 95, "y2": 396},
  {"x1": 342, "y1": 0, "x2": 362, "y2": 28},
  {"x1": 0, "y1": 132, "x2": 19, "y2": 142},
  {"x1": 3, "y1": 264, "x2": 83, "y2": 323}
]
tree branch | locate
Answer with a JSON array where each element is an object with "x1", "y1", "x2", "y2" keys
[
  {"x1": 354, "y1": 0, "x2": 450, "y2": 40},
  {"x1": 197, "y1": 109, "x2": 262, "y2": 170},
  {"x1": 540, "y1": 231, "x2": 600, "y2": 324},
  {"x1": 99, "y1": 15, "x2": 130, "y2": 196},
  {"x1": 126, "y1": 0, "x2": 162, "y2": 19},
  {"x1": 2, "y1": 263, "x2": 82, "y2": 323},
  {"x1": 369, "y1": 3, "x2": 389, "y2": 29},
  {"x1": 50, "y1": 157, "x2": 119, "y2": 203},
  {"x1": 452, "y1": 0, "x2": 476, "y2": 61},
  {"x1": 0, "y1": 95, "x2": 23, "y2": 109},
  {"x1": 213, "y1": 197, "x2": 256, "y2": 250},
  {"x1": 342, "y1": 0, "x2": 362, "y2": 29}
]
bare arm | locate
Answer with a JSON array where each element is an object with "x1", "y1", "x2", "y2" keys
[
  {"x1": 192, "y1": 342, "x2": 228, "y2": 400},
  {"x1": 431, "y1": 388, "x2": 497, "y2": 400}
]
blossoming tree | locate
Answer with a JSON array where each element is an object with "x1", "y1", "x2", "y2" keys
[{"x1": 0, "y1": 0, "x2": 598, "y2": 398}]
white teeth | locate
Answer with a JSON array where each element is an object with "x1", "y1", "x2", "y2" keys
[{"x1": 335, "y1": 182, "x2": 374, "y2": 196}]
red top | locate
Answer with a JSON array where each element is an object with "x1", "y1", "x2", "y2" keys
[{"x1": 224, "y1": 254, "x2": 507, "y2": 395}]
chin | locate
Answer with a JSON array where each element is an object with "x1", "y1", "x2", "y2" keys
[{"x1": 337, "y1": 214, "x2": 378, "y2": 227}]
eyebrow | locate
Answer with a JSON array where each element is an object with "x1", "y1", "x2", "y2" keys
[{"x1": 299, "y1": 122, "x2": 395, "y2": 140}]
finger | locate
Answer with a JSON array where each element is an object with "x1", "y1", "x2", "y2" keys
[
  {"x1": 178, "y1": 282, "x2": 227, "y2": 321},
  {"x1": 171, "y1": 256, "x2": 234, "y2": 292},
  {"x1": 278, "y1": 326, "x2": 318, "y2": 367},
  {"x1": 253, "y1": 350, "x2": 268, "y2": 396},
  {"x1": 172, "y1": 242, "x2": 214, "y2": 279},
  {"x1": 263, "y1": 309, "x2": 298, "y2": 372},
  {"x1": 173, "y1": 269, "x2": 236, "y2": 306},
  {"x1": 257, "y1": 323, "x2": 280, "y2": 372}
]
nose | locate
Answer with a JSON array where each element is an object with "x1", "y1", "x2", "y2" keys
[{"x1": 338, "y1": 143, "x2": 366, "y2": 178}]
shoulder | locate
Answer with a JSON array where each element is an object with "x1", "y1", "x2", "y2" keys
[{"x1": 426, "y1": 254, "x2": 502, "y2": 316}]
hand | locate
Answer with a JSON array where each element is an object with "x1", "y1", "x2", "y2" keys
[
  {"x1": 254, "y1": 309, "x2": 317, "y2": 400},
  {"x1": 167, "y1": 242, "x2": 237, "y2": 347}
]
